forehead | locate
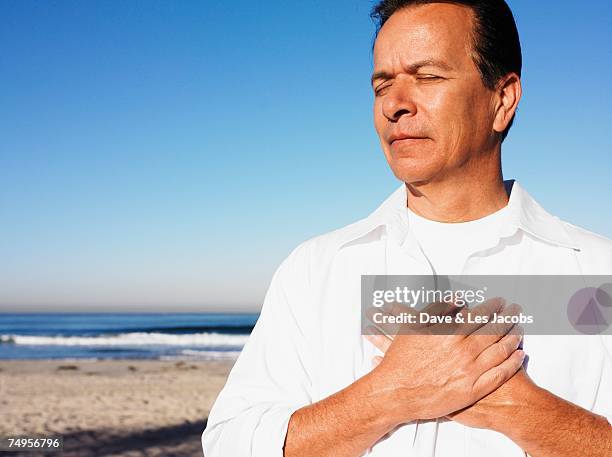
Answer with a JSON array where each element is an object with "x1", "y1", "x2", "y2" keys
[{"x1": 373, "y1": 3, "x2": 476, "y2": 70}]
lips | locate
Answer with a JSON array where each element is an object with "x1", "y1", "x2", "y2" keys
[
  {"x1": 389, "y1": 133, "x2": 428, "y2": 144},
  {"x1": 390, "y1": 137, "x2": 428, "y2": 146}
]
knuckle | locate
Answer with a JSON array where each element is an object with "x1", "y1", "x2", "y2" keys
[
  {"x1": 498, "y1": 341, "x2": 510, "y2": 360},
  {"x1": 466, "y1": 382, "x2": 479, "y2": 404},
  {"x1": 489, "y1": 368, "x2": 506, "y2": 386},
  {"x1": 462, "y1": 339, "x2": 479, "y2": 358},
  {"x1": 456, "y1": 359, "x2": 473, "y2": 380}
]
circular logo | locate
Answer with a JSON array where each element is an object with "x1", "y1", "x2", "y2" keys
[{"x1": 567, "y1": 284, "x2": 612, "y2": 335}]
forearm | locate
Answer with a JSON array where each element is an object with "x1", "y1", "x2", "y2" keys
[
  {"x1": 284, "y1": 370, "x2": 405, "y2": 457},
  {"x1": 491, "y1": 385, "x2": 612, "y2": 457}
]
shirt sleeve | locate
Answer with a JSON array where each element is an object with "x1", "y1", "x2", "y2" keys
[
  {"x1": 592, "y1": 334, "x2": 612, "y2": 424},
  {"x1": 202, "y1": 244, "x2": 314, "y2": 457}
]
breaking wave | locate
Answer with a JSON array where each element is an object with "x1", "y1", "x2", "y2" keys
[{"x1": 0, "y1": 332, "x2": 248, "y2": 348}]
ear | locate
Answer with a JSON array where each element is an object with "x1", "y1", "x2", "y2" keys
[{"x1": 493, "y1": 73, "x2": 522, "y2": 135}]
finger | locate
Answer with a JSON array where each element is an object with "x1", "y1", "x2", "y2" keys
[
  {"x1": 419, "y1": 300, "x2": 460, "y2": 320},
  {"x1": 456, "y1": 297, "x2": 506, "y2": 337},
  {"x1": 417, "y1": 300, "x2": 463, "y2": 334},
  {"x1": 471, "y1": 349, "x2": 525, "y2": 400},
  {"x1": 464, "y1": 304, "x2": 524, "y2": 355},
  {"x1": 474, "y1": 327, "x2": 523, "y2": 371},
  {"x1": 364, "y1": 326, "x2": 393, "y2": 352},
  {"x1": 472, "y1": 302, "x2": 523, "y2": 336},
  {"x1": 421, "y1": 301, "x2": 464, "y2": 335}
]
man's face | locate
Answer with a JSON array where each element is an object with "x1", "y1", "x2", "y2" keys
[{"x1": 372, "y1": 3, "x2": 498, "y2": 185}]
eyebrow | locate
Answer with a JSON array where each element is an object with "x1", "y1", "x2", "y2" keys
[{"x1": 370, "y1": 59, "x2": 454, "y2": 86}]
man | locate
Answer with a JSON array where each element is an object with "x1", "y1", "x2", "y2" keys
[{"x1": 202, "y1": 1, "x2": 612, "y2": 456}]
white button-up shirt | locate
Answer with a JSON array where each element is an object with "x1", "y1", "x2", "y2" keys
[{"x1": 202, "y1": 180, "x2": 612, "y2": 457}]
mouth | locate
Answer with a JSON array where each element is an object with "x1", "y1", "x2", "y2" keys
[
  {"x1": 390, "y1": 137, "x2": 428, "y2": 146},
  {"x1": 389, "y1": 132, "x2": 429, "y2": 143}
]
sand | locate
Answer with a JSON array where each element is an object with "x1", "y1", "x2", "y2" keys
[{"x1": 0, "y1": 359, "x2": 234, "y2": 457}]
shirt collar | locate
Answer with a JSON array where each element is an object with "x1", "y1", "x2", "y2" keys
[{"x1": 336, "y1": 179, "x2": 581, "y2": 252}]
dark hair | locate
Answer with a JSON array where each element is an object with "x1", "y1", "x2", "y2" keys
[{"x1": 370, "y1": 0, "x2": 522, "y2": 140}]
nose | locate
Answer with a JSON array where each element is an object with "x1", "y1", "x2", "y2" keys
[{"x1": 381, "y1": 78, "x2": 417, "y2": 122}]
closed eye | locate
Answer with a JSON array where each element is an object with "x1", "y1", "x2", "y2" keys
[
  {"x1": 374, "y1": 84, "x2": 391, "y2": 96},
  {"x1": 416, "y1": 75, "x2": 443, "y2": 81}
]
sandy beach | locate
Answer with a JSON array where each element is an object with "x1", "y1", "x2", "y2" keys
[{"x1": 0, "y1": 359, "x2": 234, "y2": 457}]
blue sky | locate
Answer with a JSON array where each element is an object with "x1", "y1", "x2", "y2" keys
[{"x1": 1, "y1": 0, "x2": 611, "y2": 312}]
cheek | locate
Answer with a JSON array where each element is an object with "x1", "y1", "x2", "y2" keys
[
  {"x1": 373, "y1": 100, "x2": 385, "y2": 133},
  {"x1": 373, "y1": 104, "x2": 392, "y2": 156},
  {"x1": 424, "y1": 87, "x2": 484, "y2": 144},
  {"x1": 426, "y1": 89, "x2": 468, "y2": 125}
]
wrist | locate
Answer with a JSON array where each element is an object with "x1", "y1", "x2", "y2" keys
[
  {"x1": 357, "y1": 367, "x2": 419, "y2": 429},
  {"x1": 489, "y1": 381, "x2": 544, "y2": 436}
]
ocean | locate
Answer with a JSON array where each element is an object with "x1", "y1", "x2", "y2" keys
[{"x1": 0, "y1": 313, "x2": 258, "y2": 360}]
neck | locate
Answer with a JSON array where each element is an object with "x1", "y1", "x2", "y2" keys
[{"x1": 406, "y1": 153, "x2": 508, "y2": 223}]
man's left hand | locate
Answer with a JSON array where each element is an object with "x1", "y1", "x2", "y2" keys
[{"x1": 444, "y1": 367, "x2": 535, "y2": 430}]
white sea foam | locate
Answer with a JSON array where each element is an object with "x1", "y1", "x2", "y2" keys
[
  {"x1": 160, "y1": 349, "x2": 243, "y2": 360},
  {"x1": 0, "y1": 332, "x2": 249, "y2": 348}
]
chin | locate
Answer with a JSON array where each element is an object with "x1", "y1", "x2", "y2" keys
[
  {"x1": 387, "y1": 159, "x2": 441, "y2": 185},
  {"x1": 383, "y1": 142, "x2": 442, "y2": 182}
]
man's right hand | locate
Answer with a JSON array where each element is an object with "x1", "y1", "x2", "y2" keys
[{"x1": 364, "y1": 297, "x2": 525, "y2": 425}]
